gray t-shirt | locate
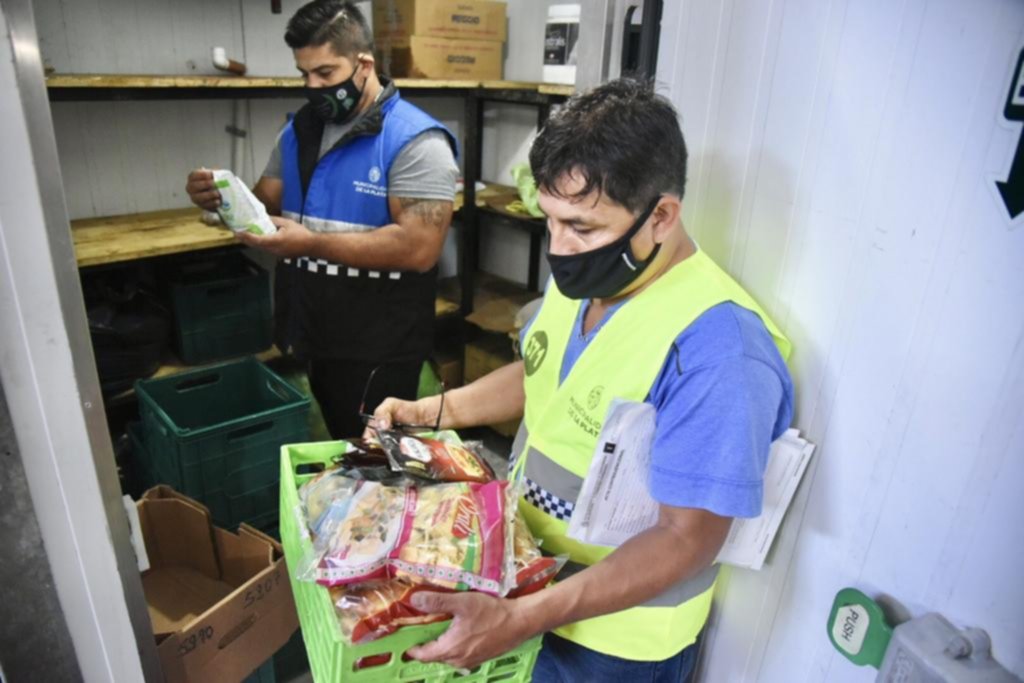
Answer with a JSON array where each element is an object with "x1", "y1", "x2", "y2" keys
[{"x1": 261, "y1": 116, "x2": 458, "y2": 201}]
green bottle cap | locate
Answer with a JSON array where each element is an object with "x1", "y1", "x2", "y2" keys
[{"x1": 826, "y1": 588, "x2": 893, "y2": 669}]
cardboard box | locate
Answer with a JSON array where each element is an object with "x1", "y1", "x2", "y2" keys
[
  {"x1": 137, "y1": 486, "x2": 298, "y2": 683},
  {"x1": 379, "y1": 36, "x2": 503, "y2": 80},
  {"x1": 434, "y1": 350, "x2": 464, "y2": 388},
  {"x1": 373, "y1": 0, "x2": 507, "y2": 45},
  {"x1": 464, "y1": 334, "x2": 519, "y2": 436}
]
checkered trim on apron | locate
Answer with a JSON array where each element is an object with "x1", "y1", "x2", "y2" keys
[
  {"x1": 523, "y1": 477, "x2": 575, "y2": 521},
  {"x1": 283, "y1": 257, "x2": 402, "y2": 279}
]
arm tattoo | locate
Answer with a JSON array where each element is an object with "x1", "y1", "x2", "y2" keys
[{"x1": 397, "y1": 197, "x2": 451, "y2": 230}]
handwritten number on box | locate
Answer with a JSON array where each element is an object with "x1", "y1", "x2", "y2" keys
[
  {"x1": 243, "y1": 572, "x2": 282, "y2": 609},
  {"x1": 178, "y1": 625, "x2": 214, "y2": 656}
]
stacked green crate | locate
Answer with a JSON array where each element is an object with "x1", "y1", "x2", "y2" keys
[
  {"x1": 166, "y1": 252, "x2": 272, "y2": 364},
  {"x1": 134, "y1": 358, "x2": 310, "y2": 532}
]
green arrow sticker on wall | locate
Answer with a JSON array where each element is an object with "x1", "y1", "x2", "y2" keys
[{"x1": 826, "y1": 588, "x2": 893, "y2": 669}]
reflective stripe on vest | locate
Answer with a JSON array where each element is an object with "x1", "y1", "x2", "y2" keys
[{"x1": 516, "y1": 247, "x2": 791, "y2": 661}]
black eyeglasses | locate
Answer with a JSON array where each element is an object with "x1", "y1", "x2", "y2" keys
[{"x1": 358, "y1": 364, "x2": 445, "y2": 434}]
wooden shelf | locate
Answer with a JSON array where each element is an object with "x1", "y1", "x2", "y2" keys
[
  {"x1": 106, "y1": 345, "x2": 282, "y2": 404},
  {"x1": 74, "y1": 207, "x2": 467, "y2": 323},
  {"x1": 455, "y1": 182, "x2": 544, "y2": 225},
  {"x1": 46, "y1": 74, "x2": 574, "y2": 102},
  {"x1": 151, "y1": 345, "x2": 282, "y2": 380},
  {"x1": 47, "y1": 74, "x2": 304, "y2": 89},
  {"x1": 435, "y1": 291, "x2": 460, "y2": 318},
  {"x1": 72, "y1": 208, "x2": 237, "y2": 267},
  {"x1": 438, "y1": 271, "x2": 539, "y2": 335}
]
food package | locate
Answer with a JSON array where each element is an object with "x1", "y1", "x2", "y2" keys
[
  {"x1": 507, "y1": 512, "x2": 561, "y2": 597},
  {"x1": 390, "y1": 480, "x2": 510, "y2": 595},
  {"x1": 329, "y1": 513, "x2": 560, "y2": 644},
  {"x1": 373, "y1": 430, "x2": 496, "y2": 483},
  {"x1": 299, "y1": 468, "x2": 361, "y2": 536},
  {"x1": 211, "y1": 169, "x2": 277, "y2": 235},
  {"x1": 333, "y1": 440, "x2": 404, "y2": 483},
  {"x1": 301, "y1": 477, "x2": 514, "y2": 595},
  {"x1": 330, "y1": 580, "x2": 450, "y2": 645},
  {"x1": 299, "y1": 479, "x2": 408, "y2": 586},
  {"x1": 510, "y1": 163, "x2": 546, "y2": 218}
]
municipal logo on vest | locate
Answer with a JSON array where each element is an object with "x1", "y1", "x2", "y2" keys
[
  {"x1": 523, "y1": 330, "x2": 548, "y2": 377},
  {"x1": 587, "y1": 386, "x2": 604, "y2": 411},
  {"x1": 369, "y1": 166, "x2": 382, "y2": 183}
]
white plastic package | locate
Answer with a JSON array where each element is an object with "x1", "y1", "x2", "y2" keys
[{"x1": 212, "y1": 169, "x2": 277, "y2": 235}]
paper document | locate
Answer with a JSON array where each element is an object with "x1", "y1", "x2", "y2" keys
[
  {"x1": 566, "y1": 400, "x2": 815, "y2": 571},
  {"x1": 716, "y1": 429, "x2": 815, "y2": 570},
  {"x1": 566, "y1": 399, "x2": 661, "y2": 547}
]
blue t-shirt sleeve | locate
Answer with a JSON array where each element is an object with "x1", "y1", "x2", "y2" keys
[{"x1": 647, "y1": 303, "x2": 793, "y2": 518}]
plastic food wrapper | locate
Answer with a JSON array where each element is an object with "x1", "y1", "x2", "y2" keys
[
  {"x1": 299, "y1": 479, "x2": 408, "y2": 586},
  {"x1": 302, "y1": 477, "x2": 514, "y2": 595},
  {"x1": 390, "y1": 480, "x2": 510, "y2": 595},
  {"x1": 211, "y1": 169, "x2": 277, "y2": 235},
  {"x1": 373, "y1": 429, "x2": 496, "y2": 484},
  {"x1": 333, "y1": 440, "x2": 403, "y2": 483},
  {"x1": 507, "y1": 512, "x2": 562, "y2": 597},
  {"x1": 510, "y1": 163, "x2": 546, "y2": 218},
  {"x1": 329, "y1": 515, "x2": 561, "y2": 644},
  {"x1": 299, "y1": 468, "x2": 361, "y2": 536},
  {"x1": 330, "y1": 580, "x2": 450, "y2": 644}
]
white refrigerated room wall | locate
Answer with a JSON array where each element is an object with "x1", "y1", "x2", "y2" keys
[{"x1": 656, "y1": 1, "x2": 1024, "y2": 680}]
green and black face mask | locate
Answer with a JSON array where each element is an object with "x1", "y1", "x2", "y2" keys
[{"x1": 304, "y1": 72, "x2": 363, "y2": 124}]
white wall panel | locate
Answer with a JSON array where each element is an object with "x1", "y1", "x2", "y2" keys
[
  {"x1": 658, "y1": 0, "x2": 1024, "y2": 681},
  {"x1": 35, "y1": 0, "x2": 244, "y2": 75}
]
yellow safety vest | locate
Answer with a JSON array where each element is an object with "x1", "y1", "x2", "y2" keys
[{"x1": 513, "y1": 248, "x2": 791, "y2": 660}]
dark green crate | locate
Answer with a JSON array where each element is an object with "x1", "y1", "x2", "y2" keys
[
  {"x1": 242, "y1": 657, "x2": 276, "y2": 683},
  {"x1": 135, "y1": 358, "x2": 310, "y2": 531},
  {"x1": 272, "y1": 629, "x2": 310, "y2": 682},
  {"x1": 125, "y1": 421, "x2": 155, "y2": 492},
  {"x1": 167, "y1": 253, "x2": 272, "y2": 364}
]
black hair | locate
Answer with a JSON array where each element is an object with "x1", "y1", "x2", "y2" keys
[
  {"x1": 529, "y1": 78, "x2": 687, "y2": 214},
  {"x1": 284, "y1": 0, "x2": 374, "y2": 57}
]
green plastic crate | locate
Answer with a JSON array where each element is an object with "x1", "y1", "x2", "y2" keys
[
  {"x1": 243, "y1": 657, "x2": 276, "y2": 683},
  {"x1": 136, "y1": 358, "x2": 310, "y2": 531},
  {"x1": 167, "y1": 252, "x2": 272, "y2": 364},
  {"x1": 126, "y1": 421, "x2": 155, "y2": 493},
  {"x1": 279, "y1": 440, "x2": 542, "y2": 682}
]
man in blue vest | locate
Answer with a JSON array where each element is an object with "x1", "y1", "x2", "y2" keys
[
  {"x1": 186, "y1": 0, "x2": 458, "y2": 439},
  {"x1": 370, "y1": 79, "x2": 794, "y2": 681}
]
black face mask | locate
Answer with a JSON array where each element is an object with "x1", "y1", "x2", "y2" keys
[
  {"x1": 304, "y1": 68, "x2": 364, "y2": 124},
  {"x1": 546, "y1": 195, "x2": 663, "y2": 299}
]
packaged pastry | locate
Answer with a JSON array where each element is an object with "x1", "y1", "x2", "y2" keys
[
  {"x1": 374, "y1": 429, "x2": 496, "y2": 484},
  {"x1": 301, "y1": 479, "x2": 408, "y2": 586},
  {"x1": 390, "y1": 480, "x2": 510, "y2": 595},
  {"x1": 330, "y1": 580, "x2": 450, "y2": 644}
]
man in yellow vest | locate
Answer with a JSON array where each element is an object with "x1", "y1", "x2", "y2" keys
[{"x1": 369, "y1": 78, "x2": 794, "y2": 682}]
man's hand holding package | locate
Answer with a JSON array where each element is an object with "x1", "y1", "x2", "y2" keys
[
  {"x1": 235, "y1": 215, "x2": 315, "y2": 257},
  {"x1": 405, "y1": 591, "x2": 534, "y2": 670},
  {"x1": 185, "y1": 169, "x2": 221, "y2": 211},
  {"x1": 364, "y1": 395, "x2": 444, "y2": 437}
]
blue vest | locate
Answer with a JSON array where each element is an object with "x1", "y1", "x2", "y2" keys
[
  {"x1": 273, "y1": 88, "x2": 457, "y2": 362},
  {"x1": 279, "y1": 92, "x2": 455, "y2": 230}
]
